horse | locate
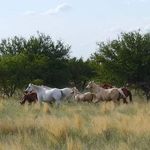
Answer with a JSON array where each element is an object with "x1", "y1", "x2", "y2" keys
[
  {"x1": 100, "y1": 83, "x2": 113, "y2": 89},
  {"x1": 38, "y1": 85, "x2": 73, "y2": 100},
  {"x1": 72, "y1": 87, "x2": 96, "y2": 103},
  {"x1": 20, "y1": 91, "x2": 38, "y2": 105},
  {"x1": 41, "y1": 85, "x2": 52, "y2": 90},
  {"x1": 120, "y1": 87, "x2": 132, "y2": 103},
  {"x1": 25, "y1": 83, "x2": 73, "y2": 105},
  {"x1": 60, "y1": 87, "x2": 74, "y2": 100},
  {"x1": 86, "y1": 81, "x2": 124, "y2": 104},
  {"x1": 100, "y1": 83, "x2": 132, "y2": 103},
  {"x1": 41, "y1": 85, "x2": 73, "y2": 100}
]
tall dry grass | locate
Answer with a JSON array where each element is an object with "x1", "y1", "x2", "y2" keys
[{"x1": 0, "y1": 98, "x2": 150, "y2": 150}]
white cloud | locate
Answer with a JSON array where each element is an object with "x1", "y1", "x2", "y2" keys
[
  {"x1": 42, "y1": 3, "x2": 71, "y2": 15},
  {"x1": 23, "y1": 3, "x2": 71, "y2": 16}
]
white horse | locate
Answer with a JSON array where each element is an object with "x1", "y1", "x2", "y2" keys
[
  {"x1": 41, "y1": 85, "x2": 73, "y2": 99},
  {"x1": 41, "y1": 85, "x2": 52, "y2": 90},
  {"x1": 60, "y1": 87, "x2": 74, "y2": 100},
  {"x1": 25, "y1": 83, "x2": 73, "y2": 105}
]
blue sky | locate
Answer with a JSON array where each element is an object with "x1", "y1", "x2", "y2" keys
[{"x1": 0, "y1": 0, "x2": 150, "y2": 59}]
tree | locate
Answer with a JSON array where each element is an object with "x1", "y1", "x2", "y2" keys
[
  {"x1": 0, "y1": 32, "x2": 71, "y2": 96},
  {"x1": 68, "y1": 57, "x2": 96, "y2": 90},
  {"x1": 91, "y1": 31, "x2": 150, "y2": 86},
  {"x1": 0, "y1": 54, "x2": 28, "y2": 96},
  {"x1": 0, "y1": 36, "x2": 26, "y2": 55}
]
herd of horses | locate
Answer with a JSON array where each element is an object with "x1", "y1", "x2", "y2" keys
[{"x1": 20, "y1": 81, "x2": 133, "y2": 105}]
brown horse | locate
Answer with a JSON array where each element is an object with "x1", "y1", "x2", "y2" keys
[
  {"x1": 121, "y1": 87, "x2": 132, "y2": 103},
  {"x1": 100, "y1": 83, "x2": 113, "y2": 89},
  {"x1": 72, "y1": 87, "x2": 96, "y2": 103},
  {"x1": 20, "y1": 91, "x2": 38, "y2": 105},
  {"x1": 100, "y1": 83, "x2": 132, "y2": 103}
]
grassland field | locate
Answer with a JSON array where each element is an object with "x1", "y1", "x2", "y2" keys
[{"x1": 0, "y1": 94, "x2": 150, "y2": 150}]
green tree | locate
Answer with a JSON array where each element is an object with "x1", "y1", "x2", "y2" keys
[
  {"x1": 0, "y1": 32, "x2": 71, "y2": 96},
  {"x1": 24, "y1": 32, "x2": 71, "y2": 87},
  {"x1": 0, "y1": 36, "x2": 26, "y2": 55},
  {"x1": 68, "y1": 57, "x2": 96, "y2": 90},
  {"x1": 0, "y1": 54, "x2": 28, "y2": 96},
  {"x1": 91, "y1": 31, "x2": 150, "y2": 86}
]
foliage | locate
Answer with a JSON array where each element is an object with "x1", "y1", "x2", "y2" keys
[
  {"x1": 0, "y1": 30, "x2": 150, "y2": 96},
  {"x1": 91, "y1": 31, "x2": 150, "y2": 86},
  {"x1": 68, "y1": 57, "x2": 96, "y2": 90},
  {"x1": 0, "y1": 32, "x2": 94, "y2": 96}
]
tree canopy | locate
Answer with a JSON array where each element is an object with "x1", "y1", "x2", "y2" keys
[
  {"x1": 0, "y1": 32, "x2": 95, "y2": 96},
  {"x1": 0, "y1": 31, "x2": 150, "y2": 97},
  {"x1": 91, "y1": 31, "x2": 150, "y2": 86}
]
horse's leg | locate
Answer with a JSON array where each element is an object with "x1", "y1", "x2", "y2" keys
[
  {"x1": 113, "y1": 99, "x2": 120, "y2": 107},
  {"x1": 91, "y1": 94, "x2": 96, "y2": 103},
  {"x1": 37, "y1": 99, "x2": 42, "y2": 107},
  {"x1": 123, "y1": 98, "x2": 128, "y2": 104},
  {"x1": 55, "y1": 99, "x2": 61, "y2": 107},
  {"x1": 104, "y1": 101, "x2": 106, "y2": 112},
  {"x1": 37, "y1": 95, "x2": 42, "y2": 104},
  {"x1": 128, "y1": 91, "x2": 133, "y2": 103},
  {"x1": 54, "y1": 96, "x2": 62, "y2": 107},
  {"x1": 93, "y1": 99, "x2": 100, "y2": 103},
  {"x1": 28, "y1": 100, "x2": 32, "y2": 105},
  {"x1": 114, "y1": 95, "x2": 120, "y2": 106},
  {"x1": 147, "y1": 93, "x2": 150, "y2": 102},
  {"x1": 146, "y1": 93, "x2": 149, "y2": 103},
  {"x1": 36, "y1": 95, "x2": 43, "y2": 107},
  {"x1": 93, "y1": 95, "x2": 100, "y2": 103},
  {"x1": 20, "y1": 99, "x2": 26, "y2": 105}
]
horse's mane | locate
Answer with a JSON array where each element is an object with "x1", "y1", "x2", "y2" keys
[{"x1": 40, "y1": 85, "x2": 52, "y2": 90}]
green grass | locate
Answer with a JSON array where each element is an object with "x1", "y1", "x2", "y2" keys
[{"x1": 0, "y1": 97, "x2": 150, "y2": 150}]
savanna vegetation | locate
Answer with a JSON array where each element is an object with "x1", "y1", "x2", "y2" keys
[
  {"x1": 0, "y1": 30, "x2": 150, "y2": 150},
  {"x1": 0, "y1": 32, "x2": 95, "y2": 96},
  {"x1": 0, "y1": 30, "x2": 149, "y2": 97},
  {"x1": 0, "y1": 97, "x2": 150, "y2": 150}
]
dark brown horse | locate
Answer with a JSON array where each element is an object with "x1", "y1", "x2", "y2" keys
[
  {"x1": 100, "y1": 83, "x2": 113, "y2": 89},
  {"x1": 121, "y1": 87, "x2": 132, "y2": 103},
  {"x1": 100, "y1": 83, "x2": 132, "y2": 103},
  {"x1": 20, "y1": 91, "x2": 38, "y2": 105}
]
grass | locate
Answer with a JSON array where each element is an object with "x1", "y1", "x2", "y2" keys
[{"x1": 0, "y1": 97, "x2": 150, "y2": 150}]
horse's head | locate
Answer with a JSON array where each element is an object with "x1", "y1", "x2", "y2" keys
[
  {"x1": 25, "y1": 83, "x2": 33, "y2": 93},
  {"x1": 86, "y1": 81, "x2": 95, "y2": 89},
  {"x1": 72, "y1": 87, "x2": 79, "y2": 95}
]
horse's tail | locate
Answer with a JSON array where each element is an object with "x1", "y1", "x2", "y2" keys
[{"x1": 128, "y1": 90, "x2": 133, "y2": 103}]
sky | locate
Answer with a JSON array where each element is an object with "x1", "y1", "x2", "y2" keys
[{"x1": 0, "y1": 0, "x2": 150, "y2": 59}]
